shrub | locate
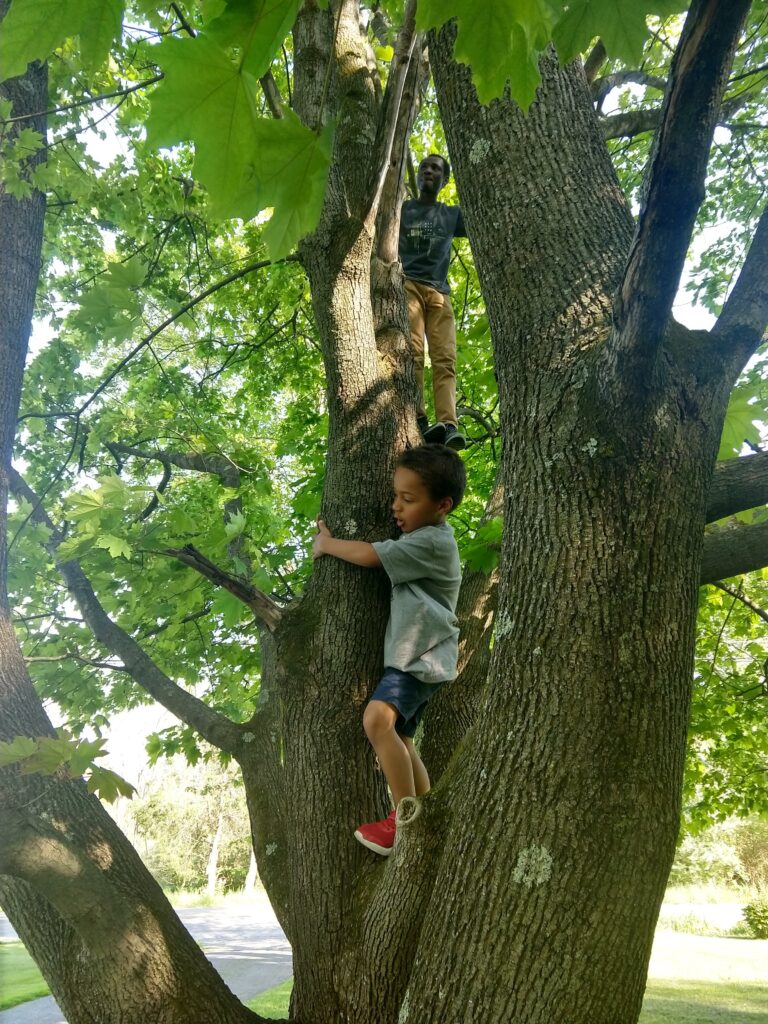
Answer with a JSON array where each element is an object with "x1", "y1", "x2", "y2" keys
[{"x1": 743, "y1": 891, "x2": 768, "y2": 939}]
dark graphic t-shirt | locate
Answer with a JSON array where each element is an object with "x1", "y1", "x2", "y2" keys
[{"x1": 399, "y1": 200, "x2": 466, "y2": 295}]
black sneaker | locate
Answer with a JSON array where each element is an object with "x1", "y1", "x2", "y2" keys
[
  {"x1": 444, "y1": 424, "x2": 466, "y2": 451},
  {"x1": 422, "y1": 421, "x2": 447, "y2": 444}
]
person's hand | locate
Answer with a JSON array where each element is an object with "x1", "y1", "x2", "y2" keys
[{"x1": 312, "y1": 518, "x2": 332, "y2": 560}]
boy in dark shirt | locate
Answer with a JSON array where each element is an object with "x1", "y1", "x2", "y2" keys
[
  {"x1": 399, "y1": 154, "x2": 467, "y2": 451},
  {"x1": 312, "y1": 445, "x2": 466, "y2": 855}
]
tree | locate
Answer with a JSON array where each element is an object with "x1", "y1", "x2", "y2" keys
[{"x1": 1, "y1": 1, "x2": 767, "y2": 1023}]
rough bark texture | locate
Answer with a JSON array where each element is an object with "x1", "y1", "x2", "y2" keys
[{"x1": 378, "y1": 21, "x2": 743, "y2": 1023}]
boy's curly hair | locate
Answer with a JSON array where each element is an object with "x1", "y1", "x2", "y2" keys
[{"x1": 397, "y1": 444, "x2": 466, "y2": 511}]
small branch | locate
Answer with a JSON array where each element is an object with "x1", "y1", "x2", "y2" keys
[
  {"x1": 706, "y1": 449, "x2": 768, "y2": 522},
  {"x1": 77, "y1": 255, "x2": 298, "y2": 419},
  {"x1": 712, "y1": 204, "x2": 768, "y2": 381},
  {"x1": 1, "y1": 76, "x2": 163, "y2": 125},
  {"x1": 24, "y1": 653, "x2": 128, "y2": 671},
  {"x1": 363, "y1": 0, "x2": 419, "y2": 233},
  {"x1": 592, "y1": 69, "x2": 666, "y2": 108},
  {"x1": 701, "y1": 518, "x2": 768, "y2": 585},
  {"x1": 259, "y1": 71, "x2": 285, "y2": 118},
  {"x1": 106, "y1": 442, "x2": 242, "y2": 487},
  {"x1": 170, "y1": 2, "x2": 196, "y2": 37},
  {"x1": 713, "y1": 580, "x2": 768, "y2": 626},
  {"x1": 612, "y1": 0, "x2": 751, "y2": 367},
  {"x1": 9, "y1": 470, "x2": 246, "y2": 757},
  {"x1": 583, "y1": 39, "x2": 607, "y2": 84},
  {"x1": 163, "y1": 544, "x2": 282, "y2": 632}
]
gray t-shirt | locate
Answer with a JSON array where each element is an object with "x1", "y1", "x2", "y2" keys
[{"x1": 372, "y1": 522, "x2": 461, "y2": 683}]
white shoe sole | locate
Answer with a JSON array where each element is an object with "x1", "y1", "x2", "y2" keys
[{"x1": 354, "y1": 830, "x2": 393, "y2": 856}]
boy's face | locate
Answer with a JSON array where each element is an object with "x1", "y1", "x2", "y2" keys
[{"x1": 392, "y1": 467, "x2": 452, "y2": 533}]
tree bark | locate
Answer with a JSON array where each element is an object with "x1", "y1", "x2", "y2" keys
[{"x1": 386, "y1": 21, "x2": 738, "y2": 1024}]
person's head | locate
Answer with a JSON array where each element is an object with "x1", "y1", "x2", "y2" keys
[
  {"x1": 417, "y1": 154, "x2": 451, "y2": 197},
  {"x1": 392, "y1": 444, "x2": 466, "y2": 532}
]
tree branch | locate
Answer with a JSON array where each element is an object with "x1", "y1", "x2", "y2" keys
[
  {"x1": 712, "y1": 203, "x2": 768, "y2": 380},
  {"x1": 106, "y1": 442, "x2": 242, "y2": 488},
  {"x1": 10, "y1": 470, "x2": 246, "y2": 756},
  {"x1": 162, "y1": 545, "x2": 282, "y2": 631},
  {"x1": 259, "y1": 71, "x2": 285, "y2": 118},
  {"x1": 592, "y1": 69, "x2": 666, "y2": 109},
  {"x1": 612, "y1": 0, "x2": 750, "y2": 361},
  {"x1": 0, "y1": 808, "x2": 133, "y2": 949},
  {"x1": 713, "y1": 579, "x2": 768, "y2": 626},
  {"x1": 600, "y1": 83, "x2": 761, "y2": 140},
  {"x1": 707, "y1": 450, "x2": 768, "y2": 522},
  {"x1": 701, "y1": 518, "x2": 768, "y2": 585},
  {"x1": 363, "y1": 0, "x2": 418, "y2": 233},
  {"x1": 583, "y1": 39, "x2": 607, "y2": 84}
]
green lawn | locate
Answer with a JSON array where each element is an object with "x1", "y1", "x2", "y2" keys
[
  {"x1": 247, "y1": 933, "x2": 768, "y2": 1022},
  {"x1": 0, "y1": 941, "x2": 50, "y2": 1011},
  {"x1": 247, "y1": 979, "x2": 293, "y2": 1018},
  {"x1": 639, "y1": 932, "x2": 768, "y2": 1023},
  {"x1": 4, "y1": 927, "x2": 766, "y2": 1021}
]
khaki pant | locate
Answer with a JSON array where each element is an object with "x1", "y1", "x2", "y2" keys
[{"x1": 405, "y1": 279, "x2": 457, "y2": 427}]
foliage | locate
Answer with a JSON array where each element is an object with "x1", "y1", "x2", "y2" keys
[
  {"x1": 0, "y1": 731, "x2": 134, "y2": 802},
  {"x1": 668, "y1": 827, "x2": 744, "y2": 887},
  {"x1": 743, "y1": 891, "x2": 768, "y2": 938},
  {"x1": 126, "y1": 755, "x2": 252, "y2": 892}
]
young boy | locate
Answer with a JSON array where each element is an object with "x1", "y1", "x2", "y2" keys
[{"x1": 312, "y1": 444, "x2": 466, "y2": 855}]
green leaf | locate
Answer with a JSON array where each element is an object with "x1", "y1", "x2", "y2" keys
[
  {"x1": 0, "y1": 0, "x2": 86, "y2": 80},
  {"x1": 553, "y1": 0, "x2": 653, "y2": 66},
  {"x1": 69, "y1": 736, "x2": 108, "y2": 776},
  {"x1": 95, "y1": 533, "x2": 132, "y2": 559},
  {"x1": 224, "y1": 509, "x2": 247, "y2": 540},
  {"x1": 87, "y1": 765, "x2": 136, "y2": 802},
  {"x1": 0, "y1": 0, "x2": 122, "y2": 81},
  {"x1": 207, "y1": 0, "x2": 302, "y2": 79},
  {"x1": 254, "y1": 112, "x2": 334, "y2": 259},
  {"x1": 105, "y1": 258, "x2": 149, "y2": 289},
  {"x1": 20, "y1": 735, "x2": 73, "y2": 775},
  {"x1": 78, "y1": 0, "x2": 124, "y2": 72},
  {"x1": 212, "y1": 588, "x2": 248, "y2": 627},
  {"x1": 718, "y1": 387, "x2": 762, "y2": 459},
  {"x1": 0, "y1": 735, "x2": 38, "y2": 767},
  {"x1": 146, "y1": 34, "x2": 263, "y2": 220}
]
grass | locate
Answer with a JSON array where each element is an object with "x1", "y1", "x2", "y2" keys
[
  {"x1": 246, "y1": 931, "x2": 768, "y2": 1023},
  {"x1": 247, "y1": 979, "x2": 293, "y2": 1018},
  {"x1": 0, "y1": 940, "x2": 50, "y2": 1011}
]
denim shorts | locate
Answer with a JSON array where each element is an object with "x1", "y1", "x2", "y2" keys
[{"x1": 370, "y1": 666, "x2": 443, "y2": 738}]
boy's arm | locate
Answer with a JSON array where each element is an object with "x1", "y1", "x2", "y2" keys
[{"x1": 312, "y1": 519, "x2": 382, "y2": 568}]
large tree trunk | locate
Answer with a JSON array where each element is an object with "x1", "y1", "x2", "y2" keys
[
  {"x1": 0, "y1": 33, "x2": 259, "y2": 1024},
  {"x1": 383, "y1": 31, "x2": 737, "y2": 1024}
]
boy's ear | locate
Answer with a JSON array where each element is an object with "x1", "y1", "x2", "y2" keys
[{"x1": 439, "y1": 496, "x2": 454, "y2": 515}]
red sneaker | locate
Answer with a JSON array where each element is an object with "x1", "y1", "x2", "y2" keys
[{"x1": 354, "y1": 809, "x2": 397, "y2": 856}]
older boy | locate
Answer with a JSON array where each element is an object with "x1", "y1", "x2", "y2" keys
[
  {"x1": 312, "y1": 444, "x2": 466, "y2": 855},
  {"x1": 399, "y1": 154, "x2": 467, "y2": 451}
]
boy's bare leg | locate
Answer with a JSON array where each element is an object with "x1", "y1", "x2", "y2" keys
[
  {"x1": 403, "y1": 737, "x2": 430, "y2": 796},
  {"x1": 363, "y1": 700, "x2": 415, "y2": 805}
]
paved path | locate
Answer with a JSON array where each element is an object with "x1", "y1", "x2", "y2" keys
[{"x1": 0, "y1": 898, "x2": 292, "y2": 1024}]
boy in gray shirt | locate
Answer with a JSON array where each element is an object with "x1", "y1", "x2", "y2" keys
[{"x1": 312, "y1": 445, "x2": 466, "y2": 855}]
